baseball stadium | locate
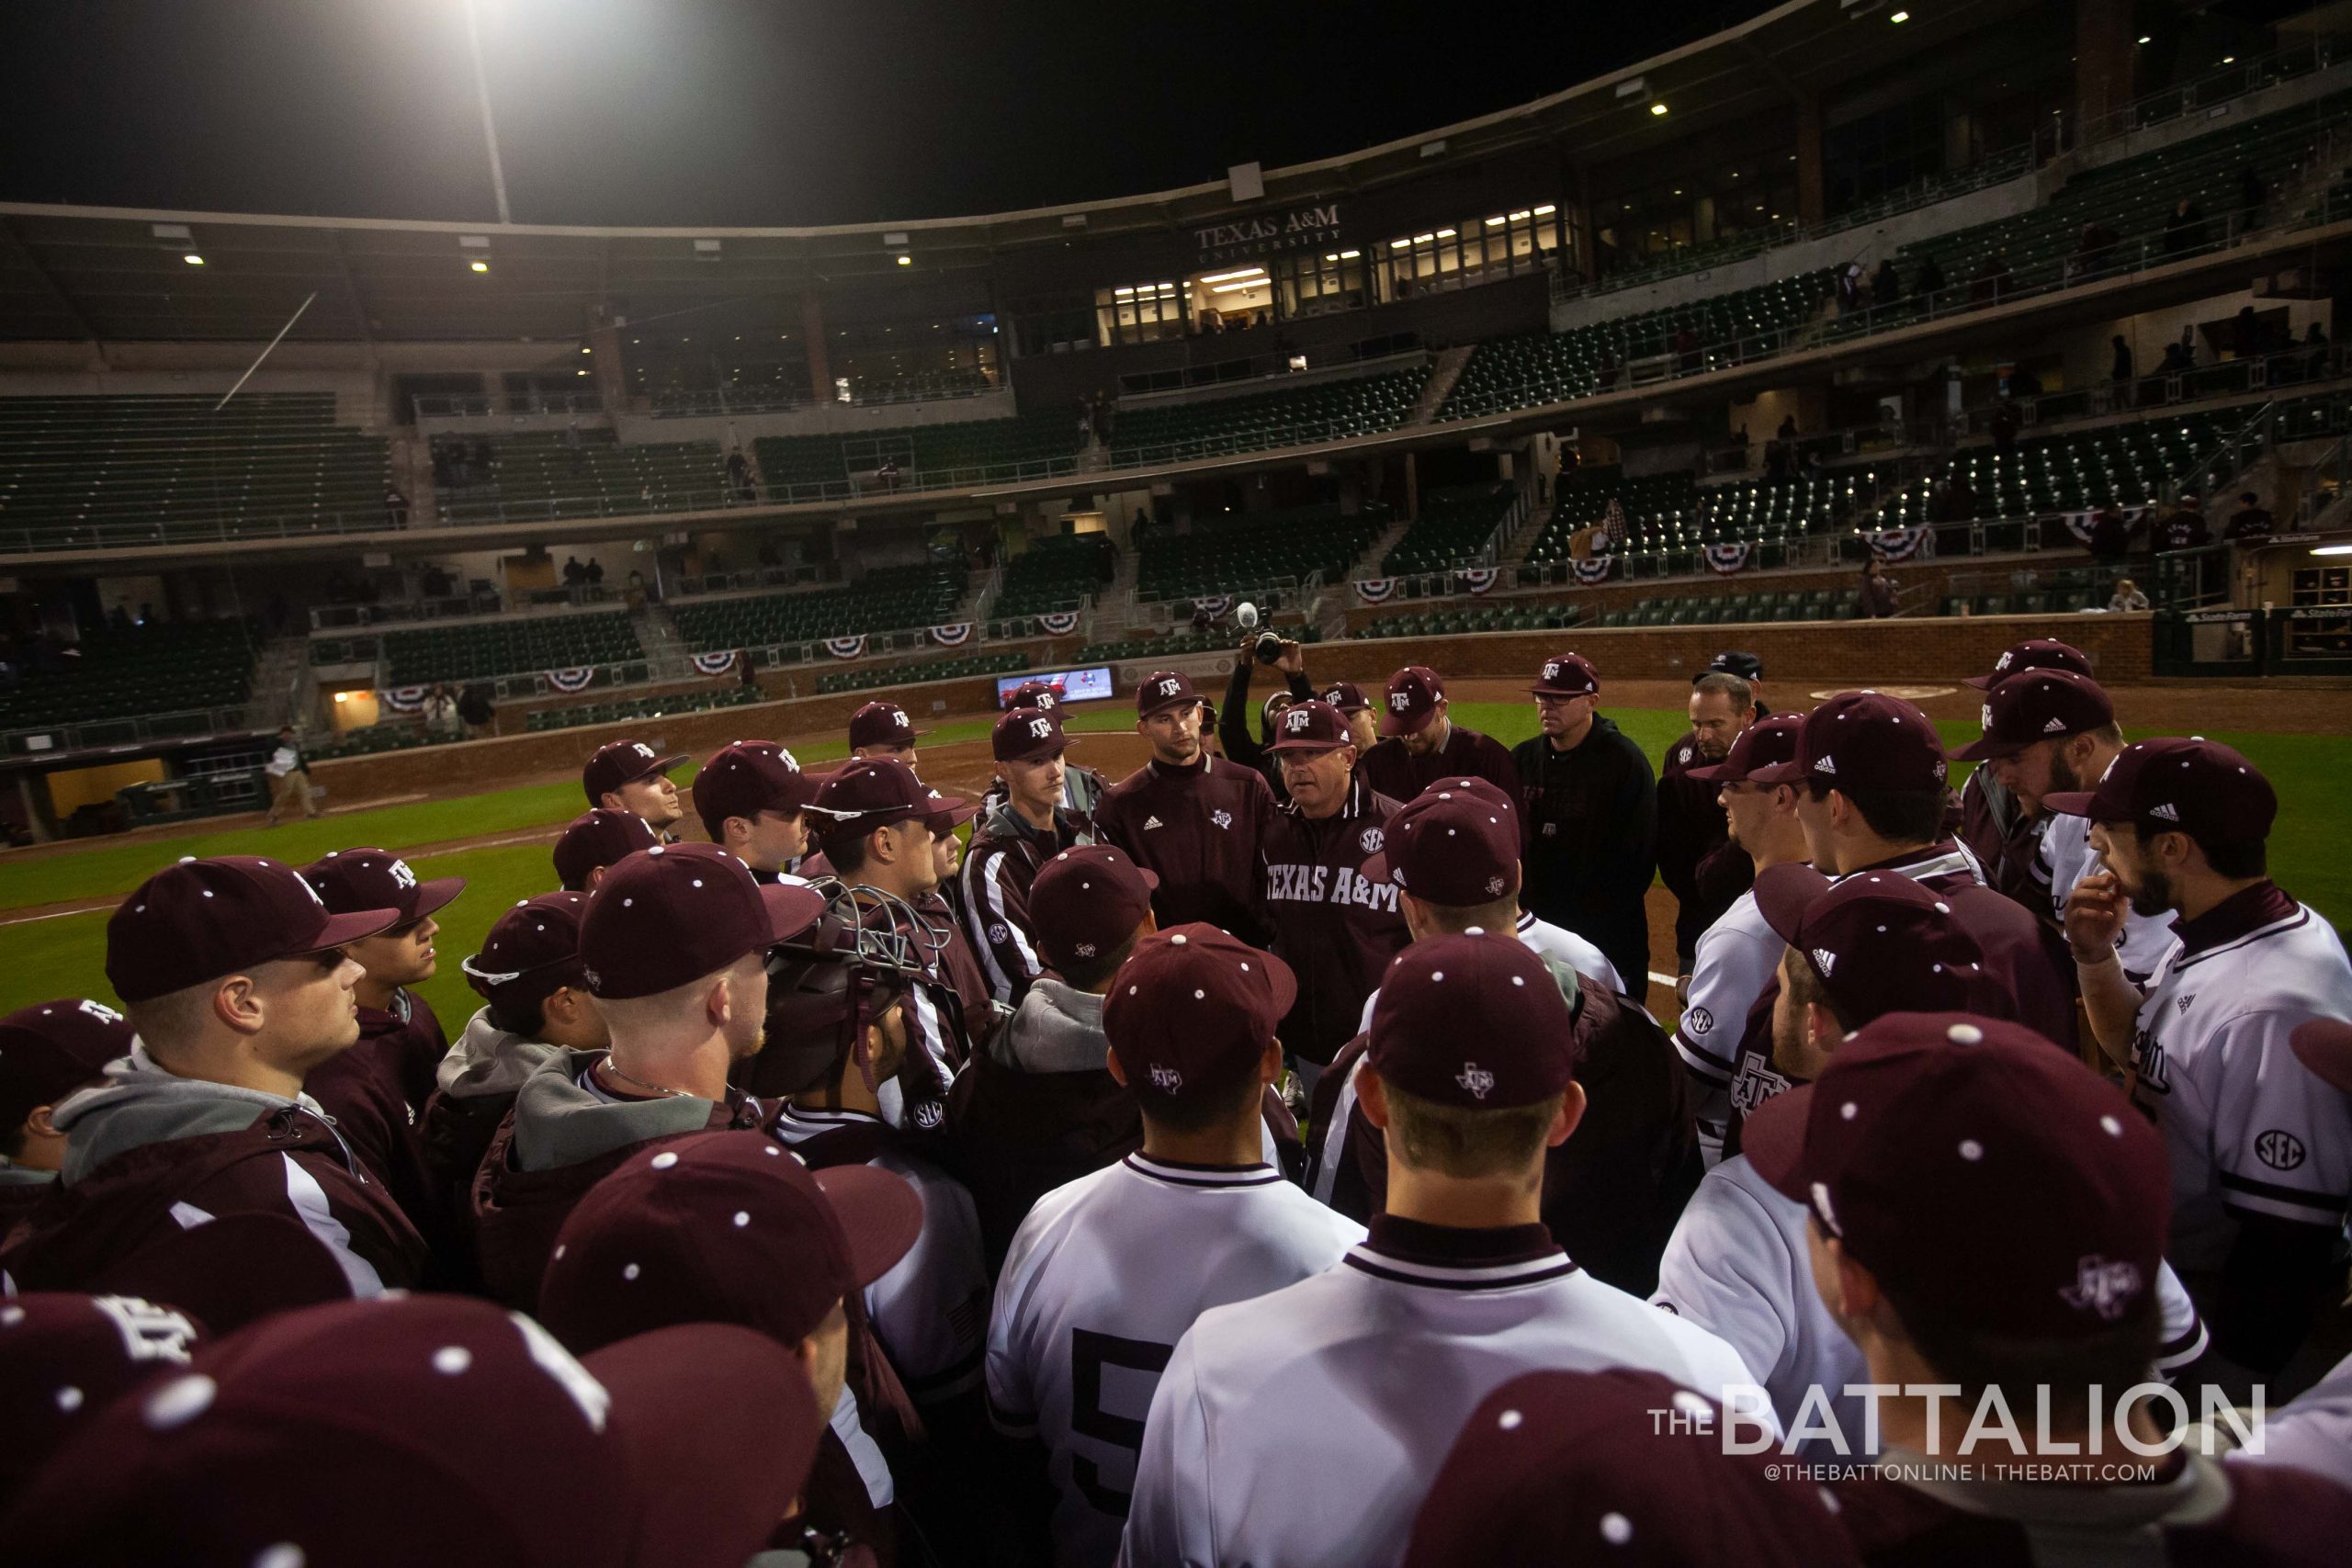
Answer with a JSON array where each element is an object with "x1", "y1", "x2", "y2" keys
[{"x1": 6, "y1": 1, "x2": 2352, "y2": 1561}]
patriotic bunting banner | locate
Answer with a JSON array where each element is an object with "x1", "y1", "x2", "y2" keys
[
  {"x1": 1870, "y1": 525, "x2": 1938, "y2": 561},
  {"x1": 1354, "y1": 578, "x2": 1398, "y2": 604},
  {"x1": 1038, "y1": 610, "x2": 1080, "y2": 636},
  {"x1": 1570, "y1": 557, "x2": 1613, "y2": 585},
  {"x1": 377, "y1": 685, "x2": 428, "y2": 713},
  {"x1": 1458, "y1": 566, "x2": 1498, "y2": 595},
  {"x1": 1193, "y1": 595, "x2": 1232, "y2": 619},
  {"x1": 929, "y1": 622, "x2": 974, "y2": 647},
  {"x1": 2059, "y1": 506, "x2": 2148, "y2": 546},
  {"x1": 1702, "y1": 541, "x2": 1753, "y2": 576},
  {"x1": 691, "y1": 650, "x2": 738, "y2": 677},
  {"x1": 823, "y1": 635, "x2": 867, "y2": 660},
  {"x1": 546, "y1": 667, "x2": 596, "y2": 693}
]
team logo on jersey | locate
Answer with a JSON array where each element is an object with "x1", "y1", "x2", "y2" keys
[
  {"x1": 2256, "y1": 1130, "x2": 2308, "y2": 1171},
  {"x1": 1144, "y1": 816, "x2": 1163, "y2": 830},
  {"x1": 1685, "y1": 1006, "x2": 1714, "y2": 1036},
  {"x1": 1211, "y1": 809, "x2": 1233, "y2": 830},
  {"x1": 1150, "y1": 1065, "x2": 1184, "y2": 1093},
  {"x1": 911, "y1": 1100, "x2": 945, "y2": 1129},
  {"x1": 1811, "y1": 947, "x2": 1838, "y2": 977},
  {"x1": 2058, "y1": 1255, "x2": 2144, "y2": 1322},
  {"x1": 1027, "y1": 716, "x2": 1053, "y2": 741},
  {"x1": 389, "y1": 858, "x2": 418, "y2": 890},
  {"x1": 1455, "y1": 1063, "x2": 1496, "y2": 1100},
  {"x1": 78, "y1": 998, "x2": 124, "y2": 1026},
  {"x1": 1730, "y1": 1051, "x2": 1791, "y2": 1114},
  {"x1": 987, "y1": 923, "x2": 1011, "y2": 946},
  {"x1": 2134, "y1": 1036, "x2": 2171, "y2": 1093},
  {"x1": 1360, "y1": 826, "x2": 1385, "y2": 854}
]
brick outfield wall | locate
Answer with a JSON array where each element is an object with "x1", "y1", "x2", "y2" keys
[{"x1": 310, "y1": 611, "x2": 2148, "y2": 801}]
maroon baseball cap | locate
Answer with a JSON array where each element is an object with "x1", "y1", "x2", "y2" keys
[
  {"x1": 1370, "y1": 932, "x2": 1579, "y2": 1110},
  {"x1": 1954, "y1": 669, "x2": 2116, "y2": 761},
  {"x1": 1966, "y1": 637, "x2": 2092, "y2": 690},
  {"x1": 809, "y1": 756, "x2": 976, "y2": 841},
  {"x1": 692, "y1": 740, "x2": 820, "y2": 839},
  {"x1": 1264, "y1": 699, "x2": 1355, "y2": 752},
  {"x1": 2290, "y1": 1017, "x2": 2352, "y2": 1095},
  {"x1": 1103, "y1": 925, "x2": 1295, "y2": 1111},
  {"x1": 1029, "y1": 845, "x2": 1159, "y2": 974},
  {"x1": 1685, "y1": 713, "x2": 1804, "y2": 784},
  {"x1": 553, "y1": 808, "x2": 662, "y2": 892},
  {"x1": 1401, "y1": 1368, "x2": 1859, "y2": 1568},
  {"x1": 539, "y1": 1129, "x2": 921, "y2": 1356},
  {"x1": 0, "y1": 999, "x2": 132, "y2": 1134},
  {"x1": 1009, "y1": 679, "x2": 1061, "y2": 710},
  {"x1": 579, "y1": 844, "x2": 825, "y2": 999},
  {"x1": 1753, "y1": 864, "x2": 2007, "y2": 1026},
  {"x1": 0, "y1": 1294, "x2": 822, "y2": 1568},
  {"x1": 301, "y1": 847, "x2": 465, "y2": 927},
  {"x1": 462, "y1": 892, "x2": 592, "y2": 1010},
  {"x1": 106, "y1": 857, "x2": 400, "y2": 1004},
  {"x1": 1744, "y1": 1011, "x2": 2170, "y2": 1340},
  {"x1": 1529, "y1": 653, "x2": 1600, "y2": 697},
  {"x1": 1320, "y1": 681, "x2": 1371, "y2": 716},
  {"x1": 1380, "y1": 666, "x2": 1448, "y2": 736},
  {"x1": 847, "y1": 700, "x2": 920, "y2": 750},
  {"x1": 993, "y1": 705, "x2": 1073, "y2": 763},
  {"x1": 2041, "y1": 736, "x2": 2277, "y2": 846},
  {"x1": 582, "y1": 739, "x2": 686, "y2": 807},
  {"x1": 1135, "y1": 669, "x2": 1200, "y2": 719},
  {"x1": 0, "y1": 1292, "x2": 206, "y2": 1506},
  {"x1": 1364, "y1": 782, "x2": 1521, "y2": 906},
  {"x1": 1750, "y1": 691, "x2": 1948, "y2": 793}
]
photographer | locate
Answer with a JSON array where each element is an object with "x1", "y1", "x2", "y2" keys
[{"x1": 1219, "y1": 626, "x2": 1317, "y2": 804}]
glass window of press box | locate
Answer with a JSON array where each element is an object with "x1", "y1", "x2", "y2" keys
[
  {"x1": 1594, "y1": 160, "x2": 1799, "y2": 273},
  {"x1": 1089, "y1": 205, "x2": 1563, "y2": 345}
]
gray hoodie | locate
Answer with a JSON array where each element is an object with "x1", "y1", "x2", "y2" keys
[
  {"x1": 992, "y1": 976, "x2": 1109, "y2": 1074},
  {"x1": 436, "y1": 1008, "x2": 572, "y2": 1103},
  {"x1": 53, "y1": 1042, "x2": 350, "y2": 1188},
  {"x1": 505, "y1": 1050, "x2": 729, "y2": 1175}
]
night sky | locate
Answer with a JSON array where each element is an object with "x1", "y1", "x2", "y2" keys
[{"x1": 0, "y1": 0, "x2": 1778, "y2": 227}]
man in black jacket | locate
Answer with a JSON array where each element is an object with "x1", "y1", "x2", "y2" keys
[
  {"x1": 1217, "y1": 631, "x2": 1316, "y2": 804},
  {"x1": 1511, "y1": 654, "x2": 1657, "y2": 1000}
]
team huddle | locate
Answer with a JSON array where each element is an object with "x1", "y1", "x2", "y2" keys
[{"x1": 2, "y1": 644, "x2": 2352, "y2": 1565}]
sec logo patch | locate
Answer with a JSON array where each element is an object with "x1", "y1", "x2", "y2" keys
[
  {"x1": 2256, "y1": 1130, "x2": 2308, "y2": 1171},
  {"x1": 1685, "y1": 1006, "x2": 1714, "y2": 1036}
]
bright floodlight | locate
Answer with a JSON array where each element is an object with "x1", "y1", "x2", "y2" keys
[
  {"x1": 1650, "y1": 102, "x2": 1668, "y2": 116},
  {"x1": 183, "y1": 254, "x2": 204, "y2": 265},
  {"x1": 470, "y1": 261, "x2": 490, "y2": 273},
  {"x1": 897, "y1": 254, "x2": 912, "y2": 265}
]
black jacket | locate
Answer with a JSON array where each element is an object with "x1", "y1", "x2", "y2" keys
[
  {"x1": 1218, "y1": 660, "x2": 1316, "y2": 803},
  {"x1": 1511, "y1": 716, "x2": 1657, "y2": 991}
]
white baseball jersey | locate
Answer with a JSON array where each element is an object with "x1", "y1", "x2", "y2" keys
[
  {"x1": 1354, "y1": 911, "x2": 1622, "y2": 1035},
  {"x1": 1122, "y1": 1224, "x2": 1762, "y2": 1568},
  {"x1": 987, "y1": 1155, "x2": 1363, "y2": 1567},
  {"x1": 1676, "y1": 885, "x2": 1783, "y2": 1163},
  {"x1": 1654, "y1": 1156, "x2": 2210, "y2": 1459},
  {"x1": 771, "y1": 1105, "x2": 990, "y2": 1403},
  {"x1": 2236, "y1": 1349, "x2": 2352, "y2": 1492},
  {"x1": 2036, "y1": 811, "x2": 2174, "y2": 983},
  {"x1": 2128, "y1": 891, "x2": 2352, "y2": 1271}
]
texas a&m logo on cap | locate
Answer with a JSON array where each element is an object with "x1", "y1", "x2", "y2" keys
[
  {"x1": 1159, "y1": 677, "x2": 1182, "y2": 698},
  {"x1": 1455, "y1": 1062, "x2": 1496, "y2": 1100},
  {"x1": 1150, "y1": 1064, "x2": 1184, "y2": 1092},
  {"x1": 1387, "y1": 690, "x2": 1414, "y2": 713},
  {"x1": 389, "y1": 858, "x2": 418, "y2": 890},
  {"x1": 1285, "y1": 708, "x2": 1315, "y2": 734},
  {"x1": 632, "y1": 742, "x2": 656, "y2": 761},
  {"x1": 2058, "y1": 1255, "x2": 2143, "y2": 1321},
  {"x1": 1028, "y1": 716, "x2": 1054, "y2": 741},
  {"x1": 1544, "y1": 660, "x2": 1568, "y2": 683}
]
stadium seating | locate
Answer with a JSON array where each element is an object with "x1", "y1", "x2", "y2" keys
[
  {"x1": 815, "y1": 649, "x2": 1029, "y2": 695},
  {"x1": 1135, "y1": 502, "x2": 1389, "y2": 603},
  {"x1": 524, "y1": 684, "x2": 766, "y2": 734},
  {"x1": 1075, "y1": 628, "x2": 1234, "y2": 663},
  {"x1": 379, "y1": 612, "x2": 644, "y2": 684},
  {"x1": 1356, "y1": 603, "x2": 1579, "y2": 637},
  {"x1": 1440, "y1": 273, "x2": 1835, "y2": 421},
  {"x1": 668, "y1": 563, "x2": 969, "y2": 651},
  {"x1": 0, "y1": 393, "x2": 390, "y2": 547},
  {"x1": 0, "y1": 618, "x2": 260, "y2": 728},
  {"x1": 1383, "y1": 483, "x2": 1516, "y2": 574},
  {"x1": 307, "y1": 722, "x2": 447, "y2": 761},
  {"x1": 752, "y1": 416, "x2": 1081, "y2": 497},
  {"x1": 1871, "y1": 412, "x2": 2232, "y2": 524},
  {"x1": 1107, "y1": 372, "x2": 1426, "y2": 464},
  {"x1": 442, "y1": 432, "x2": 729, "y2": 523},
  {"x1": 994, "y1": 533, "x2": 1115, "y2": 617}
]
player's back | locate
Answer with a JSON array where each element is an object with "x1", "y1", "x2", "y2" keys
[{"x1": 988, "y1": 1152, "x2": 1363, "y2": 1567}]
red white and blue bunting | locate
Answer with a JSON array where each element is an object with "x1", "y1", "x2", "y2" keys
[
  {"x1": 546, "y1": 667, "x2": 596, "y2": 694},
  {"x1": 823, "y1": 635, "x2": 867, "y2": 660},
  {"x1": 1458, "y1": 566, "x2": 1499, "y2": 596},
  {"x1": 1194, "y1": 595, "x2": 1233, "y2": 619},
  {"x1": 929, "y1": 622, "x2": 974, "y2": 648},
  {"x1": 1570, "y1": 557, "x2": 1614, "y2": 585},
  {"x1": 377, "y1": 684, "x2": 429, "y2": 713},
  {"x1": 1037, "y1": 610, "x2": 1080, "y2": 636},
  {"x1": 2059, "y1": 506, "x2": 2149, "y2": 546},
  {"x1": 1702, "y1": 541, "x2": 1752, "y2": 577},
  {"x1": 1353, "y1": 578, "x2": 1399, "y2": 604},
  {"x1": 1871, "y1": 525, "x2": 1937, "y2": 562},
  {"x1": 691, "y1": 650, "x2": 738, "y2": 677}
]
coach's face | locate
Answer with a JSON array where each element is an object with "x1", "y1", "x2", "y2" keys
[
  {"x1": 1687, "y1": 689, "x2": 1749, "y2": 761},
  {"x1": 1535, "y1": 692, "x2": 1595, "y2": 739},
  {"x1": 1279, "y1": 745, "x2": 1355, "y2": 817}
]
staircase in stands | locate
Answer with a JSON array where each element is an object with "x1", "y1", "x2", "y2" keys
[
  {"x1": 1405, "y1": 345, "x2": 1476, "y2": 425},
  {"x1": 247, "y1": 634, "x2": 316, "y2": 732},
  {"x1": 1498, "y1": 502, "x2": 1556, "y2": 567},
  {"x1": 632, "y1": 603, "x2": 690, "y2": 665}
]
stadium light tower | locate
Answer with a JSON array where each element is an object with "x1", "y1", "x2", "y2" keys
[{"x1": 462, "y1": 0, "x2": 514, "y2": 224}]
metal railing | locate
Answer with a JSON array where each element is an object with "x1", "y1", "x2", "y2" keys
[
  {"x1": 644, "y1": 379, "x2": 997, "y2": 419},
  {"x1": 413, "y1": 391, "x2": 605, "y2": 420},
  {"x1": 1953, "y1": 342, "x2": 2347, "y2": 436},
  {"x1": 0, "y1": 704, "x2": 267, "y2": 760},
  {"x1": 2054, "y1": 34, "x2": 2352, "y2": 157}
]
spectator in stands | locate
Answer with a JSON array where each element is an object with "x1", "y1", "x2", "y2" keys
[
  {"x1": 2233, "y1": 304, "x2": 2267, "y2": 360},
  {"x1": 106, "y1": 604, "x2": 130, "y2": 632},
  {"x1": 266, "y1": 726, "x2": 319, "y2": 826},
  {"x1": 562, "y1": 556, "x2": 586, "y2": 587},
  {"x1": 2110, "y1": 334, "x2": 2133, "y2": 401},
  {"x1": 1673, "y1": 325, "x2": 1702, "y2": 375},
  {"x1": 2301, "y1": 320, "x2": 2333, "y2": 379},
  {"x1": 1870, "y1": 257, "x2": 1901, "y2": 311},
  {"x1": 2157, "y1": 335, "x2": 2193, "y2": 376},
  {"x1": 384, "y1": 486, "x2": 408, "y2": 529},
  {"x1": 2239, "y1": 164, "x2": 2267, "y2": 231},
  {"x1": 2087, "y1": 502, "x2": 2135, "y2": 562},
  {"x1": 1989, "y1": 396, "x2": 2023, "y2": 457},
  {"x1": 2164, "y1": 197, "x2": 2206, "y2": 255},
  {"x1": 2154, "y1": 494, "x2": 2211, "y2": 551},
  {"x1": 1856, "y1": 558, "x2": 1901, "y2": 619},
  {"x1": 2224, "y1": 490, "x2": 2276, "y2": 543},
  {"x1": 458, "y1": 683, "x2": 495, "y2": 737},
  {"x1": 585, "y1": 558, "x2": 605, "y2": 590},
  {"x1": 1969, "y1": 251, "x2": 2013, "y2": 304},
  {"x1": 725, "y1": 449, "x2": 753, "y2": 501},
  {"x1": 1913, "y1": 252, "x2": 1945, "y2": 299},
  {"x1": 423, "y1": 684, "x2": 460, "y2": 739},
  {"x1": 2073, "y1": 220, "x2": 2120, "y2": 279},
  {"x1": 2109, "y1": 578, "x2": 2151, "y2": 612}
]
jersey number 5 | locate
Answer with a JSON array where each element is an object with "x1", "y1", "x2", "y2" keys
[{"x1": 1069, "y1": 1327, "x2": 1175, "y2": 1517}]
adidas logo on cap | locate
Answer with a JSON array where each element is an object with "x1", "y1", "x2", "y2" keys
[
  {"x1": 1812, "y1": 947, "x2": 1838, "y2": 976},
  {"x1": 2042, "y1": 716, "x2": 2069, "y2": 734},
  {"x1": 2149, "y1": 802, "x2": 2180, "y2": 821},
  {"x1": 1814, "y1": 755, "x2": 1838, "y2": 775}
]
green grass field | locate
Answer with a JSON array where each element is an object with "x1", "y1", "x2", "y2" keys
[{"x1": 1, "y1": 701, "x2": 2344, "y2": 1028}]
